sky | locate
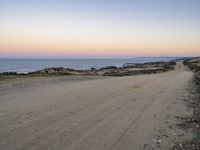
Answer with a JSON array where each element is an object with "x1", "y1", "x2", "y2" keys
[{"x1": 0, "y1": 0, "x2": 200, "y2": 58}]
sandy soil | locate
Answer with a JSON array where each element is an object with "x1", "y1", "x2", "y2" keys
[{"x1": 0, "y1": 62, "x2": 194, "y2": 150}]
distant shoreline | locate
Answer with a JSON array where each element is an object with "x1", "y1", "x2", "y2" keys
[
  {"x1": 0, "y1": 57, "x2": 180, "y2": 74},
  {"x1": 0, "y1": 60, "x2": 177, "y2": 77}
]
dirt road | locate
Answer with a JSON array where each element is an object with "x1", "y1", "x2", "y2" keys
[{"x1": 0, "y1": 63, "x2": 194, "y2": 150}]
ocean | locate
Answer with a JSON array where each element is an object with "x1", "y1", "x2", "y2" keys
[{"x1": 0, "y1": 57, "x2": 176, "y2": 73}]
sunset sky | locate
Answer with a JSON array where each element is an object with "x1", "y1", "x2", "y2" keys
[{"x1": 0, "y1": 0, "x2": 200, "y2": 58}]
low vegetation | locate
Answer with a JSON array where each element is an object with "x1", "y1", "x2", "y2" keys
[{"x1": 0, "y1": 61, "x2": 177, "y2": 77}]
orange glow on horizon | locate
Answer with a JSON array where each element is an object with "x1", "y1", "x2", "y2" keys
[{"x1": 0, "y1": 35, "x2": 200, "y2": 57}]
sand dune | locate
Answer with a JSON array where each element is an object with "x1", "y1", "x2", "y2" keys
[{"x1": 0, "y1": 62, "x2": 194, "y2": 150}]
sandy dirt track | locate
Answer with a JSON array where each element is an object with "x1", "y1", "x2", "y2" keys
[{"x1": 0, "y1": 63, "x2": 194, "y2": 150}]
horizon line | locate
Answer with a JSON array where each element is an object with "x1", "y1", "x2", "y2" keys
[{"x1": 0, "y1": 56, "x2": 195, "y2": 59}]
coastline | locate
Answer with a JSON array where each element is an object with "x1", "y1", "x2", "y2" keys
[
  {"x1": 0, "y1": 57, "x2": 177, "y2": 74},
  {"x1": 0, "y1": 60, "x2": 176, "y2": 77}
]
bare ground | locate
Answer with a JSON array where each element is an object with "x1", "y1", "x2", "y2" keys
[{"x1": 0, "y1": 62, "x2": 194, "y2": 150}]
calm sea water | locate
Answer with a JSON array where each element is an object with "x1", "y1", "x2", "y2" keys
[{"x1": 0, "y1": 58, "x2": 176, "y2": 73}]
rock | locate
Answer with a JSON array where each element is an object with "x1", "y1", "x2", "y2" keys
[{"x1": 153, "y1": 139, "x2": 162, "y2": 144}]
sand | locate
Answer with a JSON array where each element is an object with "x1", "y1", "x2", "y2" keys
[{"x1": 0, "y1": 62, "x2": 194, "y2": 150}]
